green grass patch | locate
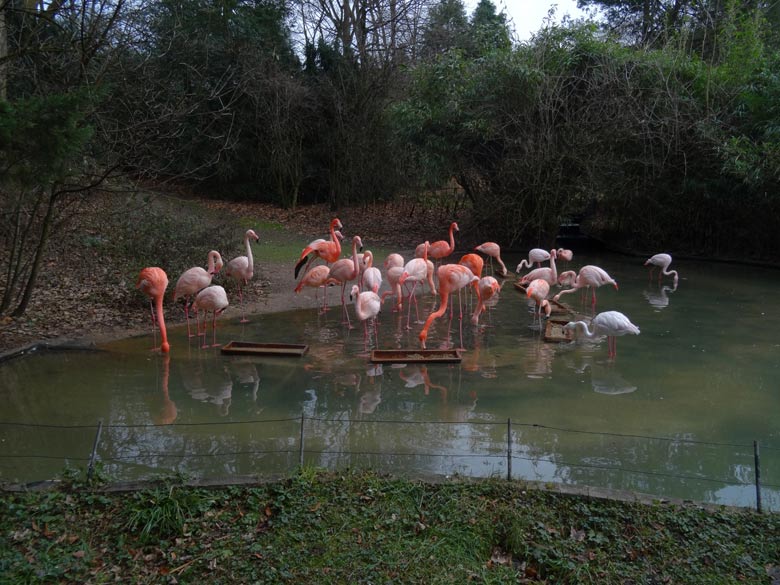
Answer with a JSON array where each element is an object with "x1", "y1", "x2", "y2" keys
[{"x1": 1, "y1": 469, "x2": 777, "y2": 584}]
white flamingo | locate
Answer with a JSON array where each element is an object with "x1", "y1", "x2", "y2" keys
[{"x1": 564, "y1": 311, "x2": 640, "y2": 359}]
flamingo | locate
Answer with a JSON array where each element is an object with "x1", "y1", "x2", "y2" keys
[
  {"x1": 328, "y1": 235, "x2": 363, "y2": 327},
  {"x1": 384, "y1": 253, "x2": 404, "y2": 270},
  {"x1": 400, "y1": 241, "x2": 431, "y2": 328},
  {"x1": 564, "y1": 311, "x2": 640, "y2": 359},
  {"x1": 518, "y1": 249, "x2": 558, "y2": 286},
  {"x1": 294, "y1": 264, "x2": 339, "y2": 312},
  {"x1": 474, "y1": 242, "x2": 508, "y2": 277},
  {"x1": 471, "y1": 276, "x2": 500, "y2": 325},
  {"x1": 191, "y1": 285, "x2": 229, "y2": 348},
  {"x1": 294, "y1": 218, "x2": 343, "y2": 279},
  {"x1": 645, "y1": 253, "x2": 679, "y2": 286},
  {"x1": 526, "y1": 278, "x2": 551, "y2": 328},
  {"x1": 225, "y1": 228, "x2": 260, "y2": 323},
  {"x1": 516, "y1": 248, "x2": 551, "y2": 271},
  {"x1": 553, "y1": 265, "x2": 618, "y2": 308},
  {"x1": 419, "y1": 264, "x2": 479, "y2": 349},
  {"x1": 136, "y1": 267, "x2": 170, "y2": 353},
  {"x1": 350, "y1": 284, "x2": 382, "y2": 351},
  {"x1": 556, "y1": 248, "x2": 573, "y2": 267},
  {"x1": 172, "y1": 250, "x2": 224, "y2": 337},
  {"x1": 415, "y1": 221, "x2": 459, "y2": 261},
  {"x1": 458, "y1": 253, "x2": 484, "y2": 279},
  {"x1": 381, "y1": 266, "x2": 407, "y2": 312},
  {"x1": 360, "y1": 251, "x2": 383, "y2": 293}
]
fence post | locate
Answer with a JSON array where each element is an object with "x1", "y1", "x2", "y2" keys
[
  {"x1": 299, "y1": 413, "x2": 305, "y2": 468},
  {"x1": 506, "y1": 418, "x2": 512, "y2": 481},
  {"x1": 87, "y1": 420, "x2": 103, "y2": 482},
  {"x1": 754, "y1": 440, "x2": 762, "y2": 514}
]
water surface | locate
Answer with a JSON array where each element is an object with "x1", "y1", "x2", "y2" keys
[{"x1": 2, "y1": 251, "x2": 778, "y2": 510}]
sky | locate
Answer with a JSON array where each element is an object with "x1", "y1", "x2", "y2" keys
[{"x1": 465, "y1": 0, "x2": 592, "y2": 41}]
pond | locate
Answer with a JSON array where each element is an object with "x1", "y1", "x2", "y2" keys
[{"x1": 1, "y1": 250, "x2": 779, "y2": 511}]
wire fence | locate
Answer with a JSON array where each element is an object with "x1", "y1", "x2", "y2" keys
[{"x1": 0, "y1": 416, "x2": 778, "y2": 512}]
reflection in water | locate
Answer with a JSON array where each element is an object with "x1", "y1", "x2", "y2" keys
[
  {"x1": 227, "y1": 360, "x2": 261, "y2": 402},
  {"x1": 399, "y1": 365, "x2": 448, "y2": 398},
  {"x1": 179, "y1": 357, "x2": 233, "y2": 416},
  {"x1": 152, "y1": 354, "x2": 177, "y2": 425},
  {"x1": 571, "y1": 357, "x2": 638, "y2": 395},
  {"x1": 523, "y1": 337, "x2": 556, "y2": 379},
  {"x1": 643, "y1": 283, "x2": 677, "y2": 311}
]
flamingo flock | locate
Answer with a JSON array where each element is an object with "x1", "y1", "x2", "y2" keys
[{"x1": 137, "y1": 216, "x2": 680, "y2": 361}]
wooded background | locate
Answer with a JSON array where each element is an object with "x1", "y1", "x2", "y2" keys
[{"x1": 2, "y1": 0, "x2": 780, "y2": 316}]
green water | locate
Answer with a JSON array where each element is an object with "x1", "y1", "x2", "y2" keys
[{"x1": 1, "y1": 251, "x2": 778, "y2": 510}]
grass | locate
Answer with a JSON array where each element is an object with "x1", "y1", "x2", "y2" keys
[{"x1": 1, "y1": 468, "x2": 778, "y2": 584}]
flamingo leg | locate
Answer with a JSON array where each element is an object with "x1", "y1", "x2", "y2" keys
[
  {"x1": 211, "y1": 312, "x2": 221, "y2": 347},
  {"x1": 201, "y1": 311, "x2": 210, "y2": 349}
]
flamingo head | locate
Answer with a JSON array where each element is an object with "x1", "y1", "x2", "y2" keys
[
  {"x1": 398, "y1": 270, "x2": 410, "y2": 286},
  {"x1": 161, "y1": 341, "x2": 170, "y2": 354},
  {"x1": 354, "y1": 235, "x2": 363, "y2": 251},
  {"x1": 332, "y1": 218, "x2": 343, "y2": 230},
  {"x1": 349, "y1": 285, "x2": 360, "y2": 301},
  {"x1": 541, "y1": 300, "x2": 551, "y2": 317},
  {"x1": 451, "y1": 222, "x2": 459, "y2": 232},
  {"x1": 247, "y1": 229, "x2": 259, "y2": 242},
  {"x1": 335, "y1": 230, "x2": 345, "y2": 241}
]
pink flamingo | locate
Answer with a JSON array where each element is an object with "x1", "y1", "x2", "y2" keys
[
  {"x1": 526, "y1": 278, "x2": 551, "y2": 328},
  {"x1": 415, "y1": 221, "x2": 459, "y2": 261},
  {"x1": 350, "y1": 284, "x2": 382, "y2": 351},
  {"x1": 384, "y1": 253, "x2": 404, "y2": 270},
  {"x1": 225, "y1": 229, "x2": 259, "y2": 323},
  {"x1": 474, "y1": 242, "x2": 508, "y2": 277},
  {"x1": 516, "y1": 248, "x2": 552, "y2": 271},
  {"x1": 360, "y1": 251, "x2": 383, "y2": 293},
  {"x1": 471, "y1": 276, "x2": 500, "y2": 324},
  {"x1": 191, "y1": 285, "x2": 229, "y2": 348},
  {"x1": 294, "y1": 265, "x2": 339, "y2": 313},
  {"x1": 400, "y1": 241, "x2": 431, "y2": 328},
  {"x1": 294, "y1": 218, "x2": 343, "y2": 279},
  {"x1": 172, "y1": 250, "x2": 224, "y2": 337},
  {"x1": 381, "y1": 266, "x2": 407, "y2": 312},
  {"x1": 328, "y1": 235, "x2": 363, "y2": 327},
  {"x1": 556, "y1": 248, "x2": 573, "y2": 265},
  {"x1": 419, "y1": 264, "x2": 478, "y2": 349},
  {"x1": 136, "y1": 267, "x2": 170, "y2": 353},
  {"x1": 518, "y1": 249, "x2": 558, "y2": 286},
  {"x1": 458, "y1": 253, "x2": 484, "y2": 278},
  {"x1": 553, "y1": 265, "x2": 618, "y2": 308},
  {"x1": 645, "y1": 253, "x2": 679, "y2": 286},
  {"x1": 564, "y1": 310, "x2": 640, "y2": 359}
]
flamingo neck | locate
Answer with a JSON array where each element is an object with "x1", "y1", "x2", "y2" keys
[
  {"x1": 154, "y1": 293, "x2": 170, "y2": 353},
  {"x1": 574, "y1": 321, "x2": 596, "y2": 338},
  {"x1": 245, "y1": 234, "x2": 254, "y2": 266},
  {"x1": 448, "y1": 226, "x2": 455, "y2": 252}
]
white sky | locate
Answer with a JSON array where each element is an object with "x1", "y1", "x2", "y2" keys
[{"x1": 465, "y1": 0, "x2": 592, "y2": 41}]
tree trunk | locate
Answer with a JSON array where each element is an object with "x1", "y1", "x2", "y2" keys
[{"x1": 12, "y1": 189, "x2": 57, "y2": 317}]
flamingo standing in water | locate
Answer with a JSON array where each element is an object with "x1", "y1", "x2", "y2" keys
[
  {"x1": 328, "y1": 235, "x2": 363, "y2": 327},
  {"x1": 415, "y1": 221, "x2": 459, "y2": 261},
  {"x1": 191, "y1": 285, "x2": 229, "y2": 348},
  {"x1": 556, "y1": 248, "x2": 573, "y2": 268},
  {"x1": 294, "y1": 218, "x2": 343, "y2": 279},
  {"x1": 381, "y1": 266, "x2": 407, "y2": 312},
  {"x1": 526, "y1": 278, "x2": 552, "y2": 328},
  {"x1": 294, "y1": 264, "x2": 339, "y2": 313},
  {"x1": 225, "y1": 228, "x2": 259, "y2": 323},
  {"x1": 645, "y1": 253, "x2": 679, "y2": 286},
  {"x1": 471, "y1": 276, "x2": 500, "y2": 325},
  {"x1": 474, "y1": 242, "x2": 508, "y2": 277},
  {"x1": 350, "y1": 284, "x2": 381, "y2": 351},
  {"x1": 136, "y1": 267, "x2": 170, "y2": 353},
  {"x1": 419, "y1": 264, "x2": 478, "y2": 349},
  {"x1": 172, "y1": 250, "x2": 224, "y2": 337},
  {"x1": 458, "y1": 253, "x2": 484, "y2": 279},
  {"x1": 400, "y1": 241, "x2": 431, "y2": 328},
  {"x1": 564, "y1": 311, "x2": 640, "y2": 359},
  {"x1": 516, "y1": 248, "x2": 551, "y2": 271},
  {"x1": 518, "y1": 249, "x2": 558, "y2": 286},
  {"x1": 554, "y1": 265, "x2": 618, "y2": 308}
]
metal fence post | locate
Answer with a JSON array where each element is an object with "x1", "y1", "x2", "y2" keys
[
  {"x1": 299, "y1": 413, "x2": 305, "y2": 467},
  {"x1": 87, "y1": 420, "x2": 103, "y2": 481},
  {"x1": 506, "y1": 418, "x2": 512, "y2": 481},
  {"x1": 754, "y1": 440, "x2": 762, "y2": 514}
]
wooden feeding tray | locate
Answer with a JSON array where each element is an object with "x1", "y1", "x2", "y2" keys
[
  {"x1": 370, "y1": 349, "x2": 463, "y2": 364},
  {"x1": 220, "y1": 341, "x2": 308, "y2": 357},
  {"x1": 544, "y1": 319, "x2": 574, "y2": 343}
]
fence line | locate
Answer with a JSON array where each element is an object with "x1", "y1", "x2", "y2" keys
[{"x1": 1, "y1": 415, "x2": 778, "y2": 510}]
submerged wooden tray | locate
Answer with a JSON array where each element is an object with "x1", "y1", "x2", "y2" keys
[
  {"x1": 544, "y1": 320, "x2": 574, "y2": 343},
  {"x1": 221, "y1": 341, "x2": 308, "y2": 357},
  {"x1": 370, "y1": 349, "x2": 463, "y2": 364}
]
